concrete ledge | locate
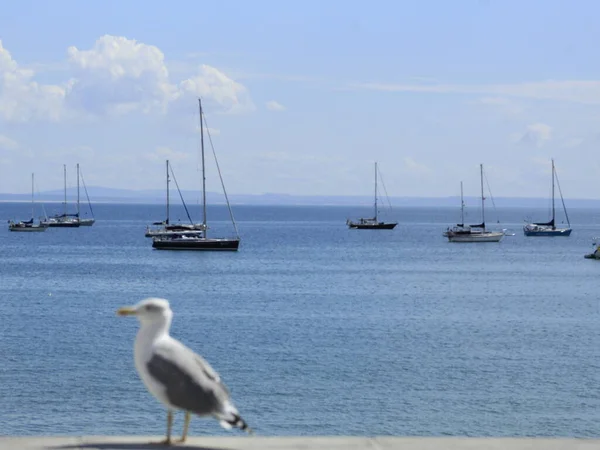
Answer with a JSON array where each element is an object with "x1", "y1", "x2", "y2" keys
[{"x1": 1, "y1": 437, "x2": 600, "y2": 450}]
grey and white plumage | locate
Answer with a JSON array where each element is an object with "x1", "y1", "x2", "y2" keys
[{"x1": 117, "y1": 297, "x2": 252, "y2": 443}]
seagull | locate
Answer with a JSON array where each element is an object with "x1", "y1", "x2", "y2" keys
[{"x1": 117, "y1": 297, "x2": 252, "y2": 445}]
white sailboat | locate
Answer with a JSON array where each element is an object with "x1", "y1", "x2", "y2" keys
[
  {"x1": 145, "y1": 159, "x2": 206, "y2": 238},
  {"x1": 523, "y1": 159, "x2": 571, "y2": 236},
  {"x1": 8, "y1": 173, "x2": 49, "y2": 232},
  {"x1": 443, "y1": 181, "x2": 470, "y2": 237},
  {"x1": 444, "y1": 164, "x2": 504, "y2": 243}
]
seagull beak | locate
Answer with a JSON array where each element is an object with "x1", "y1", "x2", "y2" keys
[{"x1": 117, "y1": 306, "x2": 137, "y2": 316}]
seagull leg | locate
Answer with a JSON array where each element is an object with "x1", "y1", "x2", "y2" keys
[
  {"x1": 177, "y1": 411, "x2": 191, "y2": 443},
  {"x1": 159, "y1": 410, "x2": 174, "y2": 445}
]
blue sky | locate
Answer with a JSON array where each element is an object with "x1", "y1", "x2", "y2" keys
[{"x1": 0, "y1": 0, "x2": 599, "y2": 198}]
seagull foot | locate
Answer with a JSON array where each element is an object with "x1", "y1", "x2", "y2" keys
[{"x1": 176, "y1": 437, "x2": 187, "y2": 443}]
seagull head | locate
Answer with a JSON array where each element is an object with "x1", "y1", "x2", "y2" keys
[{"x1": 117, "y1": 297, "x2": 173, "y2": 326}]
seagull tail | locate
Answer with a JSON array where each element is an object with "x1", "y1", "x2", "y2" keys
[
  {"x1": 219, "y1": 414, "x2": 253, "y2": 434},
  {"x1": 218, "y1": 405, "x2": 253, "y2": 434}
]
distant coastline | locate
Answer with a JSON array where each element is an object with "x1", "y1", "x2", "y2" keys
[{"x1": 1, "y1": 186, "x2": 600, "y2": 208}]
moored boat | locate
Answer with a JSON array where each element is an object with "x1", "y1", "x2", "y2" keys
[
  {"x1": 41, "y1": 165, "x2": 81, "y2": 228},
  {"x1": 145, "y1": 160, "x2": 206, "y2": 238},
  {"x1": 9, "y1": 173, "x2": 49, "y2": 232},
  {"x1": 150, "y1": 99, "x2": 240, "y2": 251},
  {"x1": 523, "y1": 159, "x2": 571, "y2": 236},
  {"x1": 347, "y1": 162, "x2": 397, "y2": 230},
  {"x1": 9, "y1": 218, "x2": 48, "y2": 232},
  {"x1": 444, "y1": 165, "x2": 504, "y2": 243},
  {"x1": 152, "y1": 234, "x2": 239, "y2": 251}
]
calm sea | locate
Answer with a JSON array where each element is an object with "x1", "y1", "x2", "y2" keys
[{"x1": 0, "y1": 202, "x2": 599, "y2": 437}]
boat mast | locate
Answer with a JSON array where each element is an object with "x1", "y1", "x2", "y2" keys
[
  {"x1": 31, "y1": 173, "x2": 34, "y2": 220},
  {"x1": 76, "y1": 163, "x2": 80, "y2": 219},
  {"x1": 553, "y1": 160, "x2": 571, "y2": 228},
  {"x1": 374, "y1": 162, "x2": 378, "y2": 220},
  {"x1": 480, "y1": 163, "x2": 485, "y2": 231},
  {"x1": 551, "y1": 158, "x2": 555, "y2": 228},
  {"x1": 63, "y1": 164, "x2": 67, "y2": 216},
  {"x1": 166, "y1": 159, "x2": 170, "y2": 225},
  {"x1": 460, "y1": 181, "x2": 464, "y2": 225},
  {"x1": 199, "y1": 98, "x2": 207, "y2": 235},
  {"x1": 80, "y1": 169, "x2": 95, "y2": 219}
]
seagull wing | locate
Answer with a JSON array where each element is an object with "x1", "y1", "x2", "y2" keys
[{"x1": 146, "y1": 338, "x2": 230, "y2": 416}]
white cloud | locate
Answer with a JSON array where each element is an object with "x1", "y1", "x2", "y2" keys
[
  {"x1": 0, "y1": 134, "x2": 18, "y2": 151},
  {"x1": 514, "y1": 123, "x2": 553, "y2": 148},
  {"x1": 266, "y1": 100, "x2": 286, "y2": 111},
  {"x1": 179, "y1": 64, "x2": 254, "y2": 114},
  {"x1": 66, "y1": 35, "x2": 177, "y2": 116},
  {"x1": 0, "y1": 40, "x2": 66, "y2": 122},
  {"x1": 350, "y1": 80, "x2": 600, "y2": 105},
  {"x1": 0, "y1": 36, "x2": 254, "y2": 122}
]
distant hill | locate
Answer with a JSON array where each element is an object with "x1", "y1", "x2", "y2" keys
[{"x1": 1, "y1": 186, "x2": 600, "y2": 208}]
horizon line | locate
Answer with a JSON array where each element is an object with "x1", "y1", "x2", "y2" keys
[{"x1": 2, "y1": 187, "x2": 600, "y2": 202}]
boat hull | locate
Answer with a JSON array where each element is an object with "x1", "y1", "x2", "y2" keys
[
  {"x1": 348, "y1": 222, "x2": 397, "y2": 230},
  {"x1": 447, "y1": 232, "x2": 504, "y2": 243},
  {"x1": 46, "y1": 221, "x2": 80, "y2": 228},
  {"x1": 523, "y1": 227, "x2": 572, "y2": 236},
  {"x1": 152, "y1": 238, "x2": 240, "y2": 251},
  {"x1": 9, "y1": 225, "x2": 48, "y2": 232},
  {"x1": 78, "y1": 219, "x2": 95, "y2": 226}
]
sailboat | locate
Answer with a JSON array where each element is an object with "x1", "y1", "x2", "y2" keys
[
  {"x1": 152, "y1": 99, "x2": 240, "y2": 251},
  {"x1": 76, "y1": 163, "x2": 95, "y2": 226},
  {"x1": 523, "y1": 159, "x2": 571, "y2": 236},
  {"x1": 8, "y1": 173, "x2": 49, "y2": 232},
  {"x1": 41, "y1": 164, "x2": 80, "y2": 227},
  {"x1": 444, "y1": 164, "x2": 504, "y2": 243},
  {"x1": 347, "y1": 162, "x2": 397, "y2": 230},
  {"x1": 442, "y1": 181, "x2": 471, "y2": 237},
  {"x1": 145, "y1": 159, "x2": 206, "y2": 238}
]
